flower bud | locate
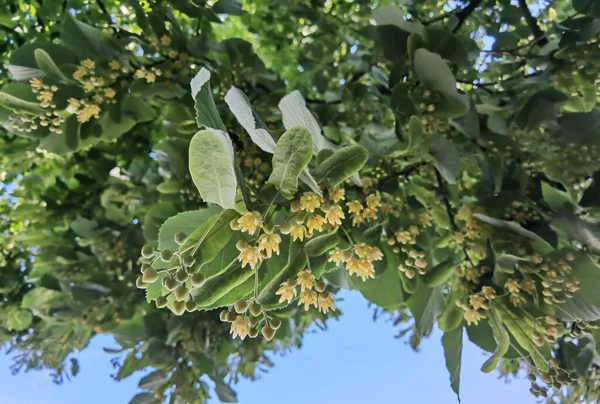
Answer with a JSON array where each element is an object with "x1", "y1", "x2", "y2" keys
[
  {"x1": 174, "y1": 232, "x2": 188, "y2": 246},
  {"x1": 314, "y1": 280, "x2": 326, "y2": 293},
  {"x1": 230, "y1": 218, "x2": 241, "y2": 231},
  {"x1": 175, "y1": 269, "x2": 189, "y2": 283},
  {"x1": 160, "y1": 249, "x2": 174, "y2": 262},
  {"x1": 290, "y1": 201, "x2": 300, "y2": 212},
  {"x1": 226, "y1": 310, "x2": 237, "y2": 322},
  {"x1": 262, "y1": 325, "x2": 275, "y2": 341},
  {"x1": 191, "y1": 273, "x2": 206, "y2": 287},
  {"x1": 405, "y1": 268, "x2": 416, "y2": 279},
  {"x1": 269, "y1": 318, "x2": 281, "y2": 330},
  {"x1": 136, "y1": 276, "x2": 148, "y2": 289},
  {"x1": 279, "y1": 221, "x2": 292, "y2": 234},
  {"x1": 155, "y1": 296, "x2": 168, "y2": 308},
  {"x1": 163, "y1": 276, "x2": 178, "y2": 292},
  {"x1": 174, "y1": 285, "x2": 189, "y2": 301},
  {"x1": 234, "y1": 299, "x2": 248, "y2": 314},
  {"x1": 220, "y1": 310, "x2": 228, "y2": 321},
  {"x1": 141, "y1": 245, "x2": 154, "y2": 258},
  {"x1": 185, "y1": 300, "x2": 197, "y2": 312},
  {"x1": 142, "y1": 267, "x2": 158, "y2": 283},
  {"x1": 262, "y1": 223, "x2": 274, "y2": 234},
  {"x1": 249, "y1": 327, "x2": 259, "y2": 338},
  {"x1": 236, "y1": 240, "x2": 248, "y2": 250},
  {"x1": 172, "y1": 300, "x2": 186, "y2": 315},
  {"x1": 183, "y1": 255, "x2": 196, "y2": 268},
  {"x1": 249, "y1": 303, "x2": 262, "y2": 317}
]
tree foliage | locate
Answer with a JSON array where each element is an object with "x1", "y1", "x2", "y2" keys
[{"x1": 1, "y1": 0, "x2": 600, "y2": 403}]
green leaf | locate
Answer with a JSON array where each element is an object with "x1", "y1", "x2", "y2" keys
[
  {"x1": 473, "y1": 213, "x2": 554, "y2": 253},
  {"x1": 158, "y1": 207, "x2": 221, "y2": 252},
  {"x1": 267, "y1": 126, "x2": 313, "y2": 198},
  {"x1": 145, "y1": 273, "x2": 166, "y2": 303},
  {"x1": 430, "y1": 134, "x2": 460, "y2": 184},
  {"x1": 279, "y1": 91, "x2": 328, "y2": 153},
  {"x1": 192, "y1": 263, "x2": 252, "y2": 307},
  {"x1": 299, "y1": 169, "x2": 322, "y2": 195},
  {"x1": 138, "y1": 371, "x2": 167, "y2": 391},
  {"x1": 557, "y1": 252, "x2": 600, "y2": 321},
  {"x1": 350, "y1": 245, "x2": 404, "y2": 309},
  {"x1": 259, "y1": 241, "x2": 306, "y2": 308},
  {"x1": 189, "y1": 129, "x2": 238, "y2": 209},
  {"x1": 224, "y1": 87, "x2": 276, "y2": 153},
  {"x1": 373, "y1": 5, "x2": 426, "y2": 37},
  {"x1": 305, "y1": 233, "x2": 338, "y2": 257},
  {"x1": 314, "y1": 145, "x2": 368, "y2": 187},
  {"x1": 420, "y1": 259, "x2": 455, "y2": 287},
  {"x1": 481, "y1": 308, "x2": 510, "y2": 373},
  {"x1": 128, "y1": 393, "x2": 157, "y2": 404},
  {"x1": 486, "y1": 114, "x2": 508, "y2": 135},
  {"x1": 190, "y1": 68, "x2": 226, "y2": 131},
  {"x1": 33, "y1": 48, "x2": 70, "y2": 82},
  {"x1": 212, "y1": 0, "x2": 245, "y2": 15},
  {"x1": 71, "y1": 217, "x2": 100, "y2": 237},
  {"x1": 111, "y1": 315, "x2": 146, "y2": 349},
  {"x1": 541, "y1": 182, "x2": 574, "y2": 212},
  {"x1": 214, "y1": 383, "x2": 238, "y2": 403},
  {"x1": 7, "y1": 43, "x2": 78, "y2": 81},
  {"x1": 551, "y1": 211, "x2": 600, "y2": 251},
  {"x1": 64, "y1": 114, "x2": 81, "y2": 151},
  {"x1": 558, "y1": 111, "x2": 600, "y2": 145},
  {"x1": 0, "y1": 92, "x2": 45, "y2": 115},
  {"x1": 466, "y1": 321, "x2": 520, "y2": 360},
  {"x1": 442, "y1": 326, "x2": 462, "y2": 400},
  {"x1": 413, "y1": 48, "x2": 466, "y2": 105},
  {"x1": 7, "y1": 309, "x2": 33, "y2": 331},
  {"x1": 407, "y1": 282, "x2": 444, "y2": 337},
  {"x1": 179, "y1": 209, "x2": 239, "y2": 269},
  {"x1": 62, "y1": 13, "x2": 115, "y2": 58},
  {"x1": 580, "y1": 171, "x2": 600, "y2": 207}
]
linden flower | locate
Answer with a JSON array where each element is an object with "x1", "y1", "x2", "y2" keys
[
  {"x1": 298, "y1": 289, "x2": 318, "y2": 310},
  {"x1": 306, "y1": 214, "x2": 327, "y2": 234},
  {"x1": 351, "y1": 213, "x2": 365, "y2": 227},
  {"x1": 258, "y1": 233, "x2": 281, "y2": 258},
  {"x1": 520, "y1": 279, "x2": 536, "y2": 294},
  {"x1": 395, "y1": 231, "x2": 413, "y2": 244},
  {"x1": 505, "y1": 279, "x2": 520, "y2": 294},
  {"x1": 160, "y1": 35, "x2": 172, "y2": 46},
  {"x1": 328, "y1": 248, "x2": 349, "y2": 266},
  {"x1": 510, "y1": 293, "x2": 526, "y2": 307},
  {"x1": 419, "y1": 213, "x2": 433, "y2": 227},
  {"x1": 345, "y1": 258, "x2": 360, "y2": 276},
  {"x1": 300, "y1": 192, "x2": 323, "y2": 212},
  {"x1": 469, "y1": 294, "x2": 488, "y2": 311},
  {"x1": 290, "y1": 224, "x2": 307, "y2": 241},
  {"x1": 354, "y1": 243, "x2": 382, "y2": 261},
  {"x1": 104, "y1": 88, "x2": 116, "y2": 98},
  {"x1": 362, "y1": 207, "x2": 378, "y2": 221},
  {"x1": 297, "y1": 271, "x2": 315, "y2": 291},
  {"x1": 135, "y1": 69, "x2": 146, "y2": 79},
  {"x1": 481, "y1": 286, "x2": 496, "y2": 300},
  {"x1": 81, "y1": 59, "x2": 95, "y2": 69},
  {"x1": 318, "y1": 292, "x2": 336, "y2": 314},
  {"x1": 464, "y1": 309, "x2": 485, "y2": 326},
  {"x1": 346, "y1": 200, "x2": 363, "y2": 214},
  {"x1": 237, "y1": 211, "x2": 262, "y2": 235},
  {"x1": 30, "y1": 78, "x2": 44, "y2": 90},
  {"x1": 145, "y1": 72, "x2": 157, "y2": 83},
  {"x1": 275, "y1": 282, "x2": 297, "y2": 303},
  {"x1": 109, "y1": 61, "x2": 120, "y2": 70},
  {"x1": 329, "y1": 187, "x2": 345, "y2": 203},
  {"x1": 76, "y1": 104, "x2": 101, "y2": 123},
  {"x1": 238, "y1": 246, "x2": 260, "y2": 270},
  {"x1": 230, "y1": 316, "x2": 250, "y2": 340},
  {"x1": 355, "y1": 259, "x2": 375, "y2": 281},
  {"x1": 366, "y1": 193, "x2": 382, "y2": 210},
  {"x1": 326, "y1": 204, "x2": 345, "y2": 226}
]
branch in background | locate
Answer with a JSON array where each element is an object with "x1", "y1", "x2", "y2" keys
[
  {"x1": 453, "y1": 0, "x2": 484, "y2": 32},
  {"x1": 517, "y1": 0, "x2": 548, "y2": 47}
]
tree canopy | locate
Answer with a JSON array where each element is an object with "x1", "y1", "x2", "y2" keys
[{"x1": 1, "y1": 0, "x2": 600, "y2": 403}]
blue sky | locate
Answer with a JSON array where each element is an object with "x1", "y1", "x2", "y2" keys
[{"x1": 0, "y1": 291, "x2": 536, "y2": 404}]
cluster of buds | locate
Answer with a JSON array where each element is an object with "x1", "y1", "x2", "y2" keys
[
  {"x1": 219, "y1": 300, "x2": 281, "y2": 341},
  {"x1": 531, "y1": 316, "x2": 561, "y2": 346},
  {"x1": 504, "y1": 277, "x2": 536, "y2": 307},
  {"x1": 147, "y1": 35, "x2": 191, "y2": 74},
  {"x1": 528, "y1": 358, "x2": 577, "y2": 398},
  {"x1": 454, "y1": 204, "x2": 487, "y2": 248},
  {"x1": 69, "y1": 59, "x2": 120, "y2": 123},
  {"x1": 503, "y1": 201, "x2": 540, "y2": 225},
  {"x1": 569, "y1": 320, "x2": 600, "y2": 338},
  {"x1": 275, "y1": 271, "x2": 335, "y2": 313},
  {"x1": 135, "y1": 233, "x2": 206, "y2": 315},
  {"x1": 456, "y1": 286, "x2": 496, "y2": 326},
  {"x1": 328, "y1": 242, "x2": 383, "y2": 281},
  {"x1": 29, "y1": 78, "x2": 65, "y2": 133},
  {"x1": 134, "y1": 66, "x2": 163, "y2": 83},
  {"x1": 539, "y1": 253, "x2": 579, "y2": 305}
]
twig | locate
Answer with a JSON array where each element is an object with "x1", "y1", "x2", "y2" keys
[
  {"x1": 517, "y1": 0, "x2": 548, "y2": 47},
  {"x1": 453, "y1": 0, "x2": 484, "y2": 32}
]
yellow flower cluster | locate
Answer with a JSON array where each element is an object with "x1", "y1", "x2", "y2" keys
[
  {"x1": 230, "y1": 315, "x2": 251, "y2": 340},
  {"x1": 346, "y1": 192, "x2": 382, "y2": 227},
  {"x1": 275, "y1": 271, "x2": 336, "y2": 313},
  {"x1": 235, "y1": 240, "x2": 260, "y2": 270},
  {"x1": 135, "y1": 66, "x2": 163, "y2": 83},
  {"x1": 329, "y1": 243, "x2": 383, "y2": 281},
  {"x1": 231, "y1": 212, "x2": 282, "y2": 270},
  {"x1": 68, "y1": 99, "x2": 101, "y2": 123},
  {"x1": 455, "y1": 204, "x2": 487, "y2": 246},
  {"x1": 29, "y1": 78, "x2": 65, "y2": 133},
  {"x1": 456, "y1": 286, "x2": 496, "y2": 326}
]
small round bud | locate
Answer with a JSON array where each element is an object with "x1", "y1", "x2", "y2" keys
[
  {"x1": 234, "y1": 299, "x2": 248, "y2": 314},
  {"x1": 342, "y1": 250, "x2": 353, "y2": 261},
  {"x1": 156, "y1": 296, "x2": 168, "y2": 308},
  {"x1": 136, "y1": 276, "x2": 149, "y2": 289},
  {"x1": 549, "y1": 358, "x2": 559, "y2": 367},
  {"x1": 290, "y1": 201, "x2": 300, "y2": 212},
  {"x1": 314, "y1": 280, "x2": 326, "y2": 293},
  {"x1": 249, "y1": 303, "x2": 262, "y2": 317},
  {"x1": 185, "y1": 300, "x2": 197, "y2": 312},
  {"x1": 220, "y1": 310, "x2": 228, "y2": 321},
  {"x1": 174, "y1": 285, "x2": 189, "y2": 301},
  {"x1": 175, "y1": 269, "x2": 189, "y2": 283},
  {"x1": 172, "y1": 300, "x2": 186, "y2": 315},
  {"x1": 191, "y1": 273, "x2": 206, "y2": 287},
  {"x1": 405, "y1": 268, "x2": 416, "y2": 279},
  {"x1": 248, "y1": 327, "x2": 259, "y2": 338},
  {"x1": 142, "y1": 267, "x2": 158, "y2": 283},
  {"x1": 141, "y1": 245, "x2": 154, "y2": 258},
  {"x1": 182, "y1": 255, "x2": 196, "y2": 267},
  {"x1": 320, "y1": 203, "x2": 331, "y2": 213},
  {"x1": 295, "y1": 216, "x2": 305, "y2": 225},
  {"x1": 160, "y1": 249, "x2": 174, "y2": 262},
  {"x1": 163, "y1": 276, "x2": 178, "y2": 292},
  {"x1": 270, "y1": 318, "x2": 281, "y2": 330},
  {"x1": 236, "y1": 240, "x2": 248, "y2": 250},
  {"x1": 230, "y1": 218, "x2": 241, "y2": 231},
  {"x1": 262, "y1": 223, "x2": 274, "y2": 234},
  {"x1": 279, "y1": 221, "x2": 292, "y2": 234},
  {"x1": 174, "y1": 232, "x2": 188, "y2": 245},
  {"x1": 262, "y1": 325, "x2": 275, "y2": 341},
  {"x1": 226, "y1": 310, "x2": 237, "y2": 322},
  {"x1": 527, "y1": 373, "x2": 536, "y2": 382}
]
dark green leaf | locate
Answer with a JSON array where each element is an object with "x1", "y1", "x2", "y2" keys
[
  {"x1": 314, "y1": 145, "x2": 368, "y2": 187},
  {"x1": 268, "y1": 126, "x2": 313, "y2": 198},
  {"x1": 442, "y1": 326, "x2": 463, "y2": 400}
]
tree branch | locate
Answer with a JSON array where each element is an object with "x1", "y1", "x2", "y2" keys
[
  {"x1": 453, "y1": 0, "x2": 484, "y2": 33},
  {"x1": 517, "y1": 0, "x2": 548, "y2": 47}
]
